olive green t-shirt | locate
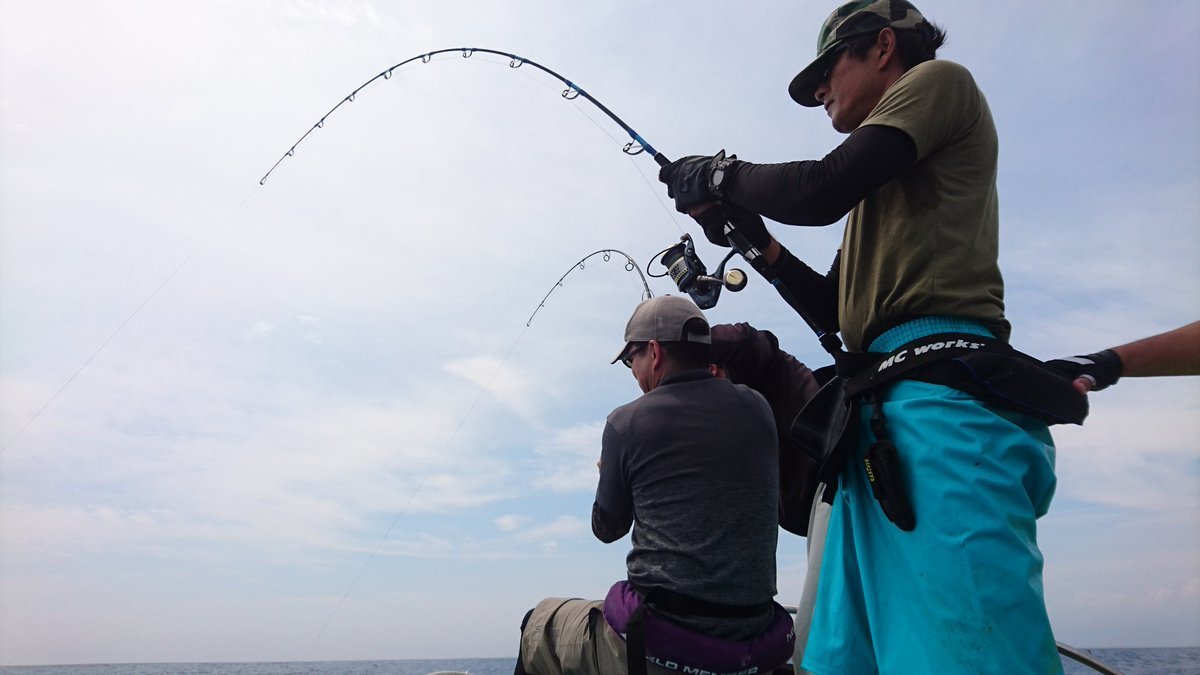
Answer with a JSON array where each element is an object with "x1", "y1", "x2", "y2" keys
[{"x1": 839, "y1": 59, "x2": 1010, "y2": 352}]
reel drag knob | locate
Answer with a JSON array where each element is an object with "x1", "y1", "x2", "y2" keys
[{"x1": 724, "y1": 268, "x2": 748, "y2": 292}]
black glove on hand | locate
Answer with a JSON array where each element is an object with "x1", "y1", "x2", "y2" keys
[
  {"x1": 694, "y1": 203, "x2": 771, "y2": 250},
  {"x1": 694, "y1": 207, "x2": 733, "y2": 248},
  {"x1": 658, "y1": 152, "x2": 736, "y2": 214},
  {"x1": 1047, "y1": 349, "x2": 1123, "y2": 391}
]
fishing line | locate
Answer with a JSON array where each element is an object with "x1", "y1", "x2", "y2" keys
[
  {"x1": 313, "y1": 248, "x2": 653, "y2": 644},
  {"x1": 5, "y1": 48, "x2": 683, "y2": 458},
  {"x1": 250, "y1": 52, "x2": 683, "y2": 639},
  {"x1": 6, "y1": 47, "x2": 683, "y2": 644},
  {"x1": 0, "y1": 186, "x2": 262, "y2": 457},
  {"x1": 316, "y1": 319, "x2": 532, "y2": 638},
  {"x1": 629, "y1": 157, "x2": 689, "y2": 237},
  {"x1": 259, "y1": 53, "x2": 695, "y2": 639},
  {"x1": 5, "y1": 45, "x2": 760, "y2": 656},
  {"x1": 9, "y1": 44, "x2": 730, "y2": 642},
  {"x1": 498, "y1": 59, "x2": 684, "y2": 234}
]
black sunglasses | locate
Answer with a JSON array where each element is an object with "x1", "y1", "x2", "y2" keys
[
  {"x1": 819, "y1": 43, "x2": 851, "y2": 84},
  {"x1": 621, "y1": 343, "x2": 646, "y2": 368}
]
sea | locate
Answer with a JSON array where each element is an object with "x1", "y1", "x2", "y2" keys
[{"x1": 1, "y1": 649, "x2": 1198, "y2": 675}]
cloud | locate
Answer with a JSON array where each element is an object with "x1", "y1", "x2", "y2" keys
[
  {"x1": 275, "y1": 0, "x2": 385, "y2": 29},
  {"x1": 494, "y1": 514, "x2": 527, "y2": 532},
  {"x1": 530, "y1": 421, "x2": 606, "y2": 493},
  {"x1": 1051, "y1": 379, "x2": 1200, "y2": 513},
  {"x1": 1, "y1": 338, "x2": 531, "y2": 565},
  {"x1": 248, "y1": 320, "x2": 275, "y2": 338},
  {"x1": 443, "y1": 354, "x2": 542, "y2": 422},
  {"x1": 514, "y1": 515, "x2": 589, "y2": 546}
]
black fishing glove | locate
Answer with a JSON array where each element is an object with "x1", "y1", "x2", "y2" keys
[
  {"x1": 694, "y1": 203, "x2": 770, "y2": 250},
  {"x1": 658, "y1": 151, "x2": 737, "y2": 214},
  {"x1": 1046, "y1": 349, "x2": 1123, "y2": 391}
]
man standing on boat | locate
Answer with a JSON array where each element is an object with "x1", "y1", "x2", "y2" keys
[
  {"x1": 515, "y1": 295, "x2": 794, "y2": 675},
  {"x1": 659, "y1": 1, "x2": 1067, "y2": 672}
]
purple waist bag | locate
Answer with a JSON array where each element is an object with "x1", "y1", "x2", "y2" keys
[{"x1": 602, "y1": 580, "x2": 795, "y2": 674}]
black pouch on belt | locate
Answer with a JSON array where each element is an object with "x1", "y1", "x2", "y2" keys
[{"x1": 863, "y1": 391, "x2": 916, "y2": 531}]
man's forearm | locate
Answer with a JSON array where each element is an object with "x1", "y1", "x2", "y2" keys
[{"x1": 1114, "y1": 321, "x2": 1200, "y2": 378}]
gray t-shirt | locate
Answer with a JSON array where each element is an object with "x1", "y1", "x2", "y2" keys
[{"x1": 594, "y1": 369, "x2": 779, "y2": 639}]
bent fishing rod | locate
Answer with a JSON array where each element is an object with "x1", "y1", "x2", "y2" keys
[
  {"x1": 261, "y1": 46, "x2": 842, "y2": 356},
  {"x1": 527, "y1": 249, "x2": 653, "y2": 327},
  {"x1": 259, "y1": 47, "x2": 666, "y2": 185}
]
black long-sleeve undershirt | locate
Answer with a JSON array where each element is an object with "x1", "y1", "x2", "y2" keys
[
  {"x1": 592, "y1": 500, "x2": 630, "y2": 543},
  {"x1": 722, "y1": 125, "x2": 916, "y2": 334},
  {"x1": 725, "y1": 124, "x2": 917, "y2": 226},
  {"x1": 767, "y1": 247, "x2": 842, "y2": 334}
]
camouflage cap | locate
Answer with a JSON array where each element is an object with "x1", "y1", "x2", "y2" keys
[{"x1": 788, "y1": 0, "x2": 931, "y2": 107}]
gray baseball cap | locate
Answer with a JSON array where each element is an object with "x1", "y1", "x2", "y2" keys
[{"x1": 612, "y1": 295, "x2": 711, "y2": 364}]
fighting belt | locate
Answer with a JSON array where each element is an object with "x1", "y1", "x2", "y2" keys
[{"x1": 789, "y1": 332, "x2": 1088, "y2": 531}]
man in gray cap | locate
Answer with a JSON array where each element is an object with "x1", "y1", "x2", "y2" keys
[
  {"x1": 659, "y1": 1, "x2": 1066, "y2": 673},
  {"x1": 515, "y1": 295, "x2": 792, "y2": 675}
]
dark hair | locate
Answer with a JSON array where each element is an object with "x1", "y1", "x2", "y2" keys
[
  {"x1": 661, "y1": 318, "x2": 711, "y2": 370},
  {"x1": 843, "y1": 22, "x2": 947, "y2": 70},
  {"x1": 661, "y1": 341, "x2": 711, "y2": 370}
]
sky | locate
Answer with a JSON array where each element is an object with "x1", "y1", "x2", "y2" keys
[{"x1": 1, "y1": 0, "x2": 1198, "y2": 667}]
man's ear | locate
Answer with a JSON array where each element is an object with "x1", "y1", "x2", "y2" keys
[
  {"x1": 647, "y1": 340, "x2": 664, "y2": 369},
  {"x1": 875, "y1": 27, "x2": 899, "y2": 69}
]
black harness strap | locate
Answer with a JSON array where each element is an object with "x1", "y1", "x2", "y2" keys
[
  {"x1": 841, "y1": 333, "x2": 992, "y2": 398},
  {"x1": 626, "y1": 602, "x2": 649, "y2": 675},
  {"x1": 844, "y1": 332, "x2": 1088, "y2": 425},
  {"x1": 639, "y1": 586, "x2": 772, "y2": 618}
]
